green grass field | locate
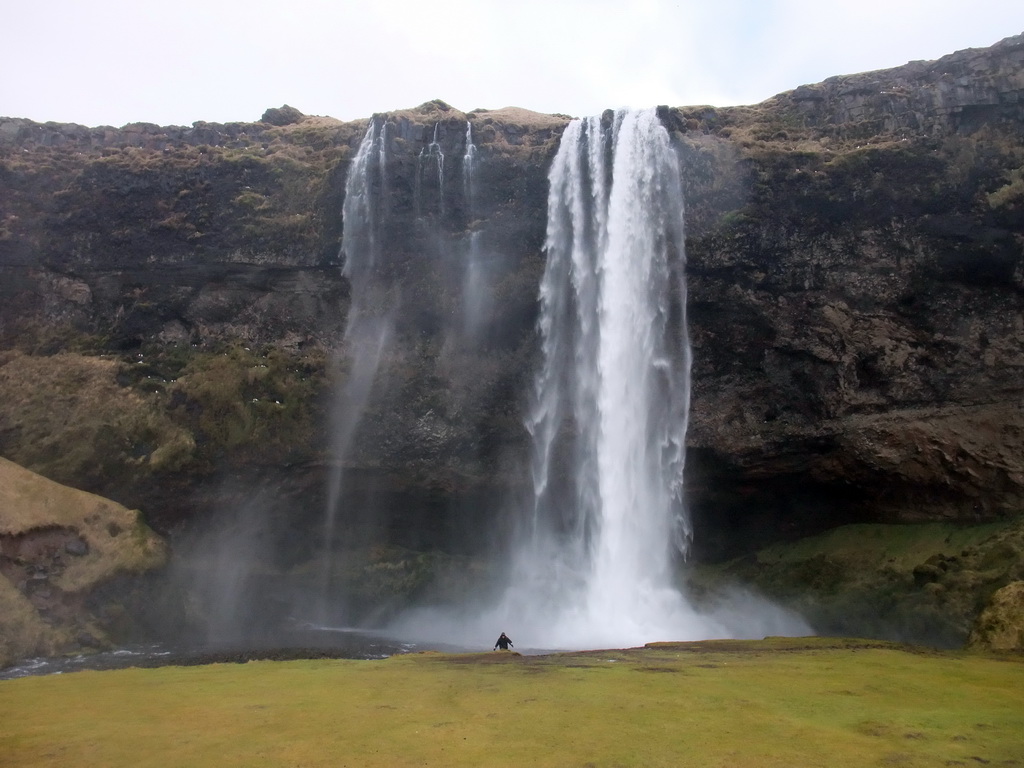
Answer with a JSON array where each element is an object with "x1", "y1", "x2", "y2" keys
[{"x1": 2, "y1": 638, "x2": 1022, "y2": 767}]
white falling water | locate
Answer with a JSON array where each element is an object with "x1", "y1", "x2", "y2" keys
[
  {"x1": 391, "y1": 109, "x2": 810, "y2": 649},
  {"x1": 430, "y1": 121, "x2": 445, "y2": 195},
  {"x1": 394, "y1": 109, "x2": 808, "y2": 648},
  {"x1": 462, "y1": 121, "x2": 477, "y2": 207},
  {"x1": 377, "y1": 121, "x2": 390, "y2": 225},
  {"x1": 340, "y1": 121, "x2": 382, "y2": 288},
  {"x1": 460, "y1": 121, "x2": 487, "y2": 340},
  {"x1": 510, "y1": 108, "x2": 810, "y2": 648},
  {"x1": 417, "y1": 122, "x2": 446, "y2": 219},
  {"x1": 319, "y1": 119, "x2": 394, "y2": 619},
  {"x1": 511, "y1": 108, "x2": 699, "y2": 647}
]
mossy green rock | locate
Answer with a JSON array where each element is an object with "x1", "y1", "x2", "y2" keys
[
  {"x1": 688, "y1": 516, "x2": 1024, "y2": 647},
  {"x1": 968, "y1": 580, "x2": 1024, "y2": 651}
]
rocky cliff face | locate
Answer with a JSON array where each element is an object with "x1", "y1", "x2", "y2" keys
[
  {"x1": 671, "y1": 34, "x2": 1024, "y2": 556},
  {"x1": 0, "y1": 37, "x2": 1022, "y2": 604},
  {"x1": 0, "y1": 100, "x2": 566, "y2": 571},
  {"x1": 784, "y1": 33, "x2": 1024, "y2": 137}
]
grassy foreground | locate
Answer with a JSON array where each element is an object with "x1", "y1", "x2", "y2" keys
[{"x1": 1, "y1": 638, "x2": 1022, "y2": 768}]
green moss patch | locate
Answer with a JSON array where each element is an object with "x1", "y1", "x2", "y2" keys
[
  {"x1": 0, "y1": 345, "x2": 327, "y2": 493},
  {"x1": 753, "y1": 521, "x2": 1011, "y2": 570},
  {"x1": 969, "y1": 581, "x2": 1024, "y2": 651},
  {"x1": 166, "y1": 343, "x2": 326, "y2": 465},
  {"x1": 689, "y1": 518, "x2": 1024, "y2": 647},
  {"x1": 0, "y1": 351, "x2": 195, "y2": 489}
]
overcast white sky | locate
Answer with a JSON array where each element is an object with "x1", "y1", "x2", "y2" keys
[{"x1": 3, "y1": 0, "x2": 1023, "y2": 127}]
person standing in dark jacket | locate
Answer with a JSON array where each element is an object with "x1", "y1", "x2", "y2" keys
[{"x1": 494, "y1": 632, "x2": 513, "y2": 651}]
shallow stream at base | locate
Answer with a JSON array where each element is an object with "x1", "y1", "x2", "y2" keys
[{"x1": 0, "y1": 624, "x2": 555, "y2": 680}]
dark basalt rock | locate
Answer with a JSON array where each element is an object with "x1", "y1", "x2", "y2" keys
[
  {"x1": 666, "y1": 35, "x2": 1024, "y2": 557},
  {"x1": 261, "y1": 105, "x2": 305, "y2": 126}
]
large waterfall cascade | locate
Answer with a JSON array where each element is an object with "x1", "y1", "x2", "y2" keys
[
  {"x1": 321, "y1": 109, "x2": 808, "y2": 645},
  {"x1": 505, "y1": 108, "x2": 700, "y2": 647},
  {"x1": 392, "y1": 108, "x2": 809, "y2": 649}
]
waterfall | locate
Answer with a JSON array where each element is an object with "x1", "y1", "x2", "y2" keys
[
  {"x1": 340, "y1": 120, "x2": 383, "y2": 290},
  {"x1": 387, "y1": 109, "x2": 812, "y2": 649},
  {"x1": 417, "y1": 122, "x2": 446, "y2": 219},
  {"x1": 430, "y1": 122, "x2": 445, "y2": 205},
  {"x1": 462, "y1": 121, "x2": 477, "y2": 208},
  {"x1": 460, "y1": 121, "x2": 487, "y2": 341},
  {"x1": 502, "y1": 108, "x2": 696, "y2": 647},
  {"x1": 319, "y1": 118, "x2": 395, "y2": 621}
]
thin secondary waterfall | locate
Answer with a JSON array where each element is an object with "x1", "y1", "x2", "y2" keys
[
  {"x1": 462, "y1": 121, "x2": 477, "y2": 206},
  {"x1": 460, "y1": 121, "x2": 487, "y2": 340},
  {"x1": 319, "y1": 119, "x2": 394, "y2": 619},
  {"x1": 430, "y1": 122, "x2": 445, "y2": 200},
  {"x1": 417, "y1": 123, "x2": 445, "y2": 219}
]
